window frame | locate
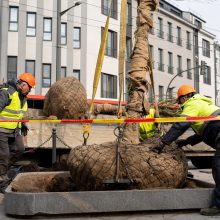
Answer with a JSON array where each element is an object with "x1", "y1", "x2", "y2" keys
[
  {"x1": 42, "y1": 64, "x2": 51, "y2": 88},
  {"x1": 7, "y1": 56, "x2": 17, "y2": 80},
  {"x1": 26, "y1": 12, "x2": 36, "y2": 36},
  {"x1": 101, "y1": 73, "x2": 117, "y2": 99},
  {"x1": 102, "y1": 27, "x2": 117, "y2": 58},
  {"x1": 203, "y1": 65, "x2": 211, "y2": 85},
  {"x1": 43, "y1": 17, "x2": 52, "y2": 41},
  {"x1": 73, "y1": 69, "x2": 80, "y2": 81},
  {"x1": 25, "y1": 60, "x2": 35, "y2": 75},
  {"x1": 101, "y1": 0, "x2": 118, "y2": 20},
  {"x1": 61, "y1": 23, "x2": 67, "y2": 45},
  {"x1": 9, "y1": 6, "x2": 19, "y2": 31},
  {"x1": 73, "y1": 27, "x2": 81, "y2": 49},
  {"x1": 202, "y1": 39, "x2": 210, "y2": 58}
]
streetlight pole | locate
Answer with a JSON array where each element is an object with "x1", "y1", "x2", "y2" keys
[
  {"x1": 165, "y1": 66, "x2": 200, "y2": 101},
  {"x1": 56, "y1": 1, "x2": 82, "y2": 81}
]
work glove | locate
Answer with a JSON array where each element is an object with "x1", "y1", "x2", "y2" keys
[
  {"x1": 21, "y1": 123, "x2": 29, "y2": 136},
  {"x1": 151, "y1": 141, "x2": 165, "y2": 154},
  {"x1": 175, "y1": 139, "x2": 188, "y2": 148}
]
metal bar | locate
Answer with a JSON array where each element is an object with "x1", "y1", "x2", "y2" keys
[{"x1": 52, "y1": 128, "x2": 57, "y2": 166}]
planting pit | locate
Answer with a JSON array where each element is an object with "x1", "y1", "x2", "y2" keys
[{"x1": 4, "y1": 171, "x2": 214, "y2": 216}]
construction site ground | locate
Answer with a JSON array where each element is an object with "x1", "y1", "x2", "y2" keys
[{"x1": 0, "y1": 161, "x2": 218, "y2": 220}]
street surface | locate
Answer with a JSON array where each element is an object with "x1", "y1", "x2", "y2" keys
[{"x1": 0, "y1": 161, "x2": 218, "y2": 220}]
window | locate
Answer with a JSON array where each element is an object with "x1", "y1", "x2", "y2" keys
[
  {"x1": 101, "y1": 73, "x2": 117, "y2": 98},
  {"x1": 186, "y1": 31, "x2": 191, "y2": 50},
  {"x1": 149, "y1": 45, "x2": 154, "y2": 68},
  {"x1": 202, "y1": 39, "x2": 210, "y2": 57},
  {"x1": 158, "y1": 48, "x2": 164, "y2": 71},
  {"x1": 187, "y1": 59, "x2": 192, "y2": 79},
  {"x1": 158, "y1": 17, "x2": 164, "y2": 38},
  {"x1": 127, "y1": 1, "x2": 132, "y2": 25},
  {"x1": 73, "y1": 70, "x2": 80, "y2": 81},
  {"x1": 43, "y1": 18, "x2": 52, "y2": 41},
  {"x1": 177, "y1": 55, "x2": 182, "y2": 75},
  {"x1": 101, "y1": 0, "x2": 117, "y2": 19},
  {"x1": 25, "y1": 60, "x2": 35, "y2": 75},
  {"x1": 168, "y1": 52, "x2": 173, "y2": 74},
  {"x1": 148, "y1": 86, "x2": 154, "y2": 103},
  {"x1": 61, "y1": 23, "x2": 67, "y2": 45},
  {"x1": 61, "y1": 67, "x2": 66, "y2": 79},
  {"x1": 194, "y1": 35, "x2": 199, "y2": 56},
  {"x1": 167, "y1": 87, "x2": 174, "y2": 99},
  {"x1": 73, "y1": 27, "x2": 81, "y2": 48},
  {"x1": 126, "y1": 37, "x2": 132, "y2": 61},
  {"x1": 195, "y1": 19, "x2": 202, "y2": 28},
  {"x1": 158, "y1": 85, "x2": 164, "y2": 101},
  {"x1": 7, "y1": 56, "x2": 17, "y2": 80},
  {"x1": 203, "y1": 66, "x2": 211, "y2": 85},
  {"x1": 42, "y1": 64, "x2": 51, "y2": 87},
  {"x1": 27, "y1": 12, "x2": 36, "y2": 36},
  {"x1": 167, "y1": 22, "x2": 173, "y2": 42},
  {"x1": 177, "y1": 26, "x2": 182, "y2": 46},
  {"x1": 9, "y1": 6, "x2": 18, "y2": 31},
  {"x1": 102, "y1": 28, "x2": 117, "y2": 58}
]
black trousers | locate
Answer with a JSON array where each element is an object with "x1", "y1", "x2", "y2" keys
[
  {"x1": 0, "y1": 132, "x2": 25, "y2": 175},
  {"x1": 212, "y1": 136, "x2": 220, "y2": 207}
]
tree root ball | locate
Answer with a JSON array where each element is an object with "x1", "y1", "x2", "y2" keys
[
  {"x1": 67, "y1": 138, "x2": 188, "y2": 191},
  {"x1": 43, "y1": 77, "x2": 88, "y2": 119}
]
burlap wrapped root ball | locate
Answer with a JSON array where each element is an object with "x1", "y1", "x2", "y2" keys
[
  {"x1": 67, "y1": 136, "x2": 188, "y2": 191},
  {"x1": 43, "y1": 77, "x2": 88, "y2": 119}
]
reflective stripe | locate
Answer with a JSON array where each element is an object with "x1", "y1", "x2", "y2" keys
[
  {"x1": 0, "y1": 116, "x2": 20, "y2": 120},
  {"x1": 2, "y1": 108, "x2": 24, "y2": 114}
]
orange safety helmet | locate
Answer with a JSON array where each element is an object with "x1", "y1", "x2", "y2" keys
[
  {"x1": 177, "y1": 84, "x2": 196, "y2": 100},
  {"x1": 19, "y1": 72, "x2": 35, "y2": 88}
]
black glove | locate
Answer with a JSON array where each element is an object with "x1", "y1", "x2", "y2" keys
[
  {"x1": 151, "y1": 141, "x2": 165, "y2": 154},
  {"x1": 175, "y1": 139, "x2": 188, "y2": 148},
  {"x1": 21, "y1": 123, "x2": 29, "y2": 136}
]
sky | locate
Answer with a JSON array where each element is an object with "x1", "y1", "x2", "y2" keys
[{"x1": 169, "y1": 0, "x2": 220, "y2": 41}]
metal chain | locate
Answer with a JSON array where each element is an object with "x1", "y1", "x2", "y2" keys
[
  {"x1": 34, "y1": 135, "x2": 52, "y2": 149},
  {"x1": 56, "y1": 135, "x2": 73, "y2": 149}
]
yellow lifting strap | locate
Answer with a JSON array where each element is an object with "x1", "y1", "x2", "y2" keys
[
  {"x1": 89, "y1": 0, "x2": 113, "y2": 115},
  {"x1": 83, "y1": 0, "x2": 113, "y2": 145},
  {"x1": 117, "y1": 0, "x2": 127, "y2": 119}
]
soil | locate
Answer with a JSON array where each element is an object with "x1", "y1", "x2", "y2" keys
[{"x1": 10, "y1": 172, "x2": 208, "y2": 193}]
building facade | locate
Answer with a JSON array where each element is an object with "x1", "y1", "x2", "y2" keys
[{"x1": 0, "y1": 0, "x2": 218, "y2": 104}]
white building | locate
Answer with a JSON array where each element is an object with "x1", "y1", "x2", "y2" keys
[{"x1": 0, "y1": 0, "x2": 217, "y2": 104}]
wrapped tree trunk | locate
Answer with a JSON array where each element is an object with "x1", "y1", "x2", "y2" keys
[{"x1": 123, "y1": 0, "x2": 158, "y2": 144}]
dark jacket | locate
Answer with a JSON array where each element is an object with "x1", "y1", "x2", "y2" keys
[
  {"x1": 0, "y1": 80, "x2": 27, "y2": 112},
  {"x1": 162, "y1": 94, "x2": 220, "y2": 149}
]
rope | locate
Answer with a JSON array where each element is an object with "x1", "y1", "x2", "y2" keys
[{"x1": 117, "y1": 0, "x2": 127, "y2": 119}]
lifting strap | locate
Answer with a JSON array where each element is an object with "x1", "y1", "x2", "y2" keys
[{"x1": 83, "y1": 0, "x2": 113, "y2": 145}]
